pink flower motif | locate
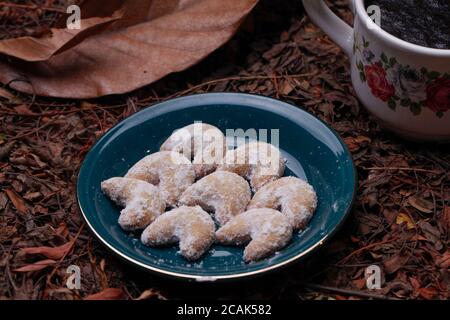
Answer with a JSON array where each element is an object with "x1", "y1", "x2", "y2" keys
[
  {"x1": 364, "y1": 62, "x2": 395, "y2": 102},
  {"x1": 426, "y1": 77, "x2": 450, "y2": 113}
]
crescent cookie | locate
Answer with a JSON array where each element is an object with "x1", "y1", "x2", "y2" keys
[
  {"x1": 215, "y1": 208, "x2": 293, "y2": 262},
  {"x1": 101, "y1": 177, "x2": 165, "y2": 231},
  {"x1": 179, "y1": 171, "x2": 251, "y2": 226},
  {"x1": 141, "y1": 206, "x2": 215, "y2": 261},
  {"x1": 160, "y1": 123, "x2": 227, "y2": 178},
  {"x1": 247, "y1": 176, "x2": 317, "y2": 230},
  {"x1": 218, "y1": 141, "x2": 285, "y2": 192},
  {"x1": 125, "y1": 151, "x2": 195, "y2": 207}
]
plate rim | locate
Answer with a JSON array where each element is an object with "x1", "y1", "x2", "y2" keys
[{"x1": 76, "y1": 92, "x2": 358, "y2": 281}]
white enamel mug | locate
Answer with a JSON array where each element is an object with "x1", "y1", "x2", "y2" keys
[{"x1": 303, "y1": 0, "x2": 450, "y2": 141}]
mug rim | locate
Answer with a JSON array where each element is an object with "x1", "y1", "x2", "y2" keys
[{"x1": 355, "y1": 0, "x2": 450, "y2": 56}]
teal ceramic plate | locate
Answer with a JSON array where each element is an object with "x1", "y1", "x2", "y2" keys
[{"x1": 77, "y1": 93, "x2": 356, "y2": 281}]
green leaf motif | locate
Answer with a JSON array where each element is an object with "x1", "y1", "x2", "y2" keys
[
  {"x1": 388, "y1": 99, "x2": 396, "y2": 110},
  {"x1": 428, "y1": 71, "x2": 440, "y2": 80},
  {"x1": 389, "y1": 57, "x2": 397, "y2": 66},
  {"x1": 400, "y1": 99, "x2": 410, "y2": 107},
  {"x1": 359, "y1": 71, "x2": 366, "y2": 82},
  {"x1": 410, "y1": 103, "x2": 422, "y2": 115},
  {"x1": 381, "y1": 52, "x2": 388, "y2": 63},
  {"x1": 437, "y1": 111, "x2": 444, "y2": 119},
  {"x1": 358, "y1": 60, "x2": 364, "y2": 69}
]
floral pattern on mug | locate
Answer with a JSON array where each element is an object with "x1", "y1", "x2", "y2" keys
[
  {"x1": 363, "y1": 62, "x2": 395, "y2": 102},
  {"x1": 354, "y1": 34, "x2": 450, "y2": 118},
  {"x1": 426, "y1": 77, "x2": 450, "y2": 113}
]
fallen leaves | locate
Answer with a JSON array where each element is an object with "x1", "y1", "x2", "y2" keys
[
  {"x1": 344, "y1": 136, "x2": 371, "y2": 152},
  {"x1": 135, "y1": 288, "x2": 167, "y2": 300},
  {"x1": 407, "y1": 196, "x2": 434, "y2": 214},
  {"x1": 383, "y1": 254, "x2": 410, "y2": 274},
  {"x1": 435, "y1": 252, "x2": 450, "y2": 269},
  {"x1": 84, "y1": 288, "x2": 125, "y2": 300},
  {"x1": 0, "y1": 141, "x2": 15, "y2": 161},
  {"x1": 0, "y1": 225, "x2": 16, "y2": 242},
  {"x1": 21, "y1": 240, "x2": 75, "y2": 260},
  {"x1": 0, "y1": 87, "x2": 19, "y2": 102},
  {"x1": 395, "y1": 213, "x2": 415, "y2": 230},
  {"x1": 418, "y1": 221, "x2": 443, "y2": 251},
  {"x1": 0, "y1": 10, "x2": 123, "y2": 62},
  {"x1": 442, "y1": 206, "x2": 450, "y2": 230},
  {"x1": 0, "y1": 0, "x2": 259, "y2": 98},
  {"x1": 418, "y1": 287, "x2": 437, "y2": 300},
  {"x1": 5, "y1": 188, "x2": 28, "y2": 214},
  {"x1": 13, "y1": 259, "x2": 57, "y2": 272},
  {"x1": 11, "y1": 240, "x2": 75, "y2": 274}
]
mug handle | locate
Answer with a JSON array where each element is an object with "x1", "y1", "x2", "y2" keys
[{"x1": 302, "y1": 0, "x2": 354, "y2": 57}]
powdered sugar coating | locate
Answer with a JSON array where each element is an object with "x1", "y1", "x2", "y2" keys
[
  {"x1": 215, "y1": 208, "x2": 293, "y2": 262},
  {"x1": 101, "y1": 177, "x2": 165, "y2": 231},
  {"x1": 179, "y1": 171, "x2": 251, "y2": 226},
  {"x1": 218, "y1": 141, "x2": 285, "y2": 192},
  {"x1": 248, "y1": 176, "x2": 317, "y2": 230},
  {"x1": 125, "y1": 151, "x2": 195, "y2": 207},
  {"x1": 160, "y1": 123, "x2": 227, "y2": 178},
  {"x1": 141, "y1": 206, "x2": 215, "y2": 261}
]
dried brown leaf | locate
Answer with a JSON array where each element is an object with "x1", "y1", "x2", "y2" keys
[
  {"x1": 418, "y1": 221, "x2": 443, "y2": 250},
  {"x1": 0, "y1": 225, "x2": 16, "y2": 242},
  {"x1": 0, "y1": 11, "x2": 123, "y2": 62},
  {"x1": 418, "y1": 287, "x2": 437, "y2": 300},
  {"x1": 383, "y1": 254, "x2": 410, "y2": 274},
  {"x1": 135, "y1": 288, "x2": 167, "y2": 300},
  {"x1": 344, "y1": 136, "x2": 370, "y2": 153},
  {"x1": 13, "y1": 104, "x2": 38, "y2": 116},
  {"x1": 441, "y1": 206, "x2": 450, "y2": 230},
  {"x1": 352, "y1": 278, "x2": 366, "y2": 290},
  {"x1": 0, "y1": 192, "x2": 8, "y2": 210},
  {"x1": 344, "y1": 137, "x2": 359, "y2": 153},
  {"x1": 68, "y1": 0, "x2": 153, "y2": 29},
  {"x1": 281, "y1": 81, "x2": 294, "y2": 95},
  {"x1": 0, "y1": 0, "x2": 258, "y2": 98},
  {"x1": 23, "y1": 191, "x2": 42, "y2": 201},
  {"x1": 0, "y1": 141, "x2": 15, "y2": 161},
  {"x1": 84, "y1": 288, "x2": 125, "y2": 300},
  {"x1": 5, "y1": 189, "x2": 28, "y2": 214},
  {"x1": 0, "y1": 87, "x2": 16, "y2": 101},
  {"x1": 21, "y1": 240, "x2": 75, "y2": 260},
  {"x1": 13, "y1": 259, "x2": 57, "y2": 272},
  {"x1": 409, "y1": 277, "x2": 421, "y2": 290},
  {"x1": 54, "y1": 223, "x2": 69, "y2": 238},
  {"x1": 435, "y1": 252, "x2": 450, "y2": 269},
  {"x1": 407, "y1": 196, "x2": 434, "y2": 214}
]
